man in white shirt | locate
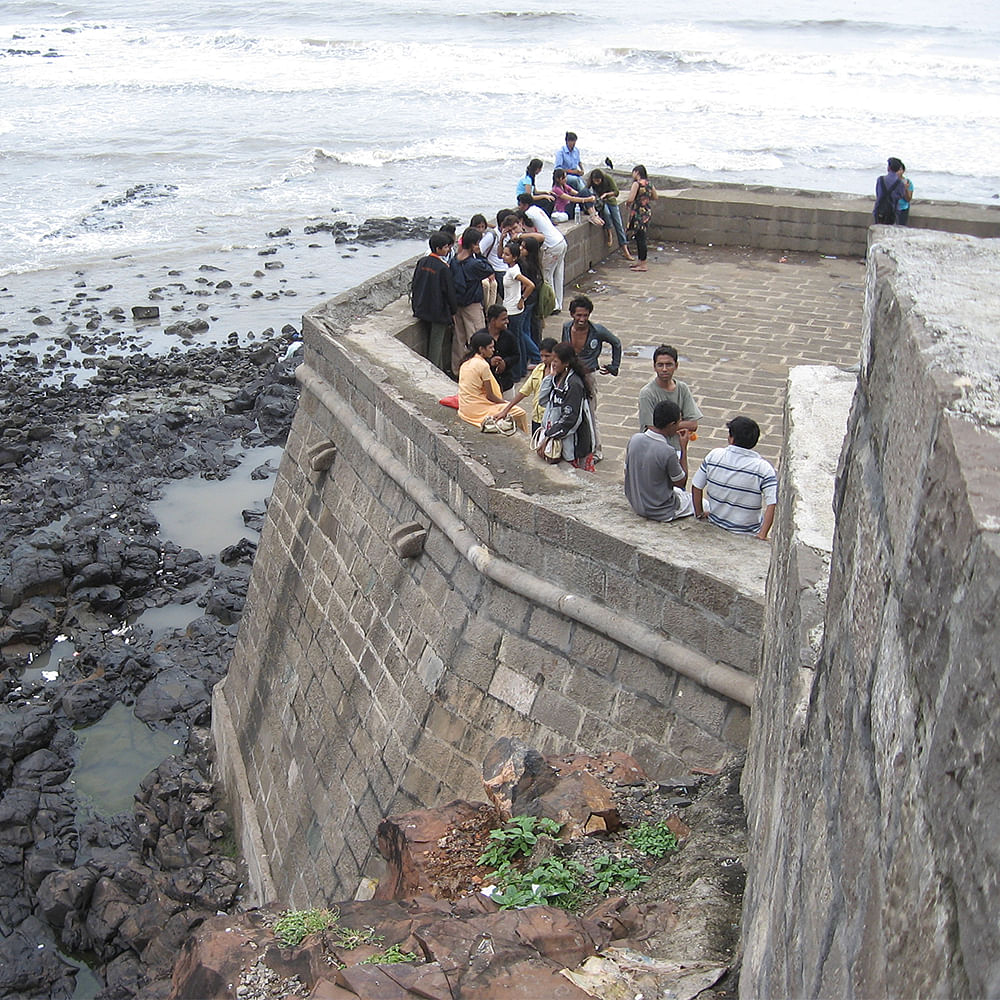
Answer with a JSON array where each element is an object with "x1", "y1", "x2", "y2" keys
[{"x1": 515, "y1": 195, "x2": 568, "y2": 313}]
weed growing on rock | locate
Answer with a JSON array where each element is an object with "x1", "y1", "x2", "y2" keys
[
  {"x1": 360, "y1": 944, "x2": 420, "y2": 964},
  {"x1": 333, "y1": 925, "x2": 383, "y2": 950},
  {"x1": 273, "y1": 907, "x2": 339, "y2": 947},
  {"x1": 478, "y1": 815, "x2": 562, "y2": 873},
  {"x1": 590, "y1": 853, "x2": 650, "y2": 893},
  {"x1": 492, "y1": 856, "x2": 588, "y2": 910},
  {"x1": 626, "y1": 820, "x2": 679, "y2": 858}
]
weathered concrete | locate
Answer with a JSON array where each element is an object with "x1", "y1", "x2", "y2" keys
[{"x1": 741, "y1": 230, "x2": 1000, "y2": 998}]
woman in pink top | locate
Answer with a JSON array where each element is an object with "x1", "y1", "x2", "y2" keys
[{"x1": 551, "y1": 169, "x2": 604, "y2": 226}]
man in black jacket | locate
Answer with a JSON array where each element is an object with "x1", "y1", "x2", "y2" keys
[{"x1": 411, "y1": 231, "x2": 457, "y2": 374}]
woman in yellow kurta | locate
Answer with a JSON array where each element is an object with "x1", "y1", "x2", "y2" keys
[{"x1": 458, "y1": 332, "x2": 529, "y2": 433}]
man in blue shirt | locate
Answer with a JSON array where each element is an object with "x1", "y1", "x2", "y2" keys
[{"x1": 555, "y1": 131, "x2": 586, "y2": 200}]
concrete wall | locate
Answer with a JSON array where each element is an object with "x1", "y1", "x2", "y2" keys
[
  {"x1": 213, "y1": 219, "x2": 763, "y2": 907},
  {"x1": 741, "y1": 230, "x2": 1000, "y2": 998},
  {"x1": 635, "y1": 174, "x2": 1000, "y2": 257}
]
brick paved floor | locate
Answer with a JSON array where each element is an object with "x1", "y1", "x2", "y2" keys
[{"x1": 557, "y1": 242, "x2": 866, "y2": 479}]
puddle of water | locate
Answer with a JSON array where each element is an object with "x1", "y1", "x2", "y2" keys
[
  {"x1": 151, "y1": 444, "x2": 283, "y2": 556},
  {"x1": 22, "y1": 636, "x2": 77, "y2": 686},
  {"x1": 71, "y1": 702, "x2": 181, "y2": 819},
  {"x1": 62, "y1": 949, "x2": 101, "y2": 1000},
  {"x1": 132, "y1": 603, "x2": 202, "y2": 638}
]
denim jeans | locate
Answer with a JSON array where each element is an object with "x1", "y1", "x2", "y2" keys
[{"x1": 600, "y1": 200, "x2": 627, "y2": 247}]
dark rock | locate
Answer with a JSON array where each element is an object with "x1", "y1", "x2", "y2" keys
[
  {"x1": 37, "y1": 866, "x2": 100, "y2": 927},
  {"x1": 134, "y1": 667, "x2": 210, "y2": 725},
  {"x1": 131, "y1": 306, "x2": 160, "y2": 320},
  {"x1": 1, "y1": 542, "x2": 65, "y2": 609}
]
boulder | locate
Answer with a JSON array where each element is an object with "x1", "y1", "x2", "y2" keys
[
  {"x1": 36, "y1": 866, "x2": 99, "y2": 927},
  {"x1": 512, "y1": 770, "x2": 622, "y2": 839},
  {"x1": 482, "y1": 738, "x2": 554, "y2": 821}
]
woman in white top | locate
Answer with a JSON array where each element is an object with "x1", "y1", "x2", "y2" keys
[{"x1": 501, "y1": 239, "x2": 536, "y2": 380}]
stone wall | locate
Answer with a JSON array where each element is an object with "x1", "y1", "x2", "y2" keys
[
  {"x1": 741, "y1": 230, "x2": 1000, "y2": 997},
  {"x1": 213, "y1": 220, "x2": 764, "y2": 907},
  {"x1": 638, "y1": 175, "x2": 1000, "y2": 257}
]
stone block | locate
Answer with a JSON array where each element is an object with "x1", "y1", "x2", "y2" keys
[{"x1": 487, "y1": 663, "x2": 538, "y2": 716}]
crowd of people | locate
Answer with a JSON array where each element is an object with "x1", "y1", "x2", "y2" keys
[{"x1": 409, "y1": 135, "x2": 917, "y2": 544}]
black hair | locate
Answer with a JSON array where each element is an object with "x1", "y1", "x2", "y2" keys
[
  {"x1": 429, "y1": 231, "x2": 451, "y2": 253},
  {"x1": 565, "y1": 131, "x2": 577, "y2": 143},
  {"x1": 887, "y1": 157, "x2": 904, "y2": 173},
  {"x1": 527, "y1": 158, "x2": 544, "y2": 177},
  {"x1": 461, "y1": 331, "x2": 493, "y2": 365},
  {"x1": 568, "y1": 294, "x2": 594, "y2": 315},
  {"x1": 470, "y1": 213, "x2": 487, "y2": 228},
  {"x1": 460, "y1": 226, "x2": 483, "y2": 250},
  {"x1": 439, "y1": 223, "x2": 457, "y2": 237},
  {"x1": 652, "y1": 400, "x2": 682, "y2": 429},
  {"x1": 496, "y1": 208, "x2": 514, "y2": 226},
  {"x1": 632, "y1": 164, "x2": 649, "y2": 179},
  {"x1": 539, "y1": 337, "x2": 558, "y2": 352},
  {"x1": 485, "y1": 304, "x2": 508, "y2": 323},
  {"x1": 653, "y1": 344, "x2": 678, "y2": 362},
  {"x1": 552, "y1": 168, "x2": 566, "y2": 183},
  {"x1": 516, "y1": 193, "x2": 533, "y2": 207},
  {"x1": 727, "y1": 416, "x2": 761, "y2": 449},
  {"x1": 552, "y1": 342, "x2": 592, "y2": 398}
]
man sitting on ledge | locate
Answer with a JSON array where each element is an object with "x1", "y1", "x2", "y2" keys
[
  {"x1": 624, "y1": 400, "x2": 694, "y2": 522},
  {"x1": 692, "y1": 416, "x2": 777, "y2": 541}
]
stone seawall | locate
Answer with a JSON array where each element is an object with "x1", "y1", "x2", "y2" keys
[
  {"x1": 638, "y1": 174, "x2": 1000, "y2": 257},
  {"x1": 741, "y1": 230, "x2": 1000, "y2": 997},
  {"x1": 212, "y1": 220, "x2": 765, "y2": 907}
]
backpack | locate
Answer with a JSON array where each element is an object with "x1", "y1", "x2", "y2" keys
[
  {"x1": 873, "y1": 176, "x2": 901, "y2": 225},
  {"x1": 538, "y1": 280, "x2": 556, "y2": 318}
]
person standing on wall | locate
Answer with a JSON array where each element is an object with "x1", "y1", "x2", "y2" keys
[{"x1": 410, "y1": 230, "x2": 457, "y2": 375}]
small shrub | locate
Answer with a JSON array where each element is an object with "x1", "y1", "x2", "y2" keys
[
  {"x1": 478, "y1": 815, "x2": 562, "y2": 872},
  {"x1": 273, "y1": 907, "x2": 339, "y2": 947},
  {"x1": 626, "y1": 820, "x2": 679, "y2": 858},
  {"x1": 590, "y1": 854, "x2": 650, "y2": 893},
  {"x1": 360, "y1": 943, "x2": 420, "y2": 964},
  {"x1": 492, "y1": 856, "x2": 587, "y2": 911}
]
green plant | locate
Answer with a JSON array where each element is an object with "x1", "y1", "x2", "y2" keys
[
  {"x1": 492, "y1": 856, "x2": 587, "y2": 911},
  {"x1": 360, "y1": 943, "x2": 420, "y2": 965},
  {"x1": 333, "y1": 925, "x2": 383, "y2": 950},
  {"x1": 273, "y1": 907, "x2": 339, "y2": 947},
  {"x1": 590, "y1": 854, "x2": 650, "y2": 893},
  {"x1": 626, "y1": 820, "x2": 679, "y2": 858},
  {"x1": 478, "y1": 815, "x2": 562, "y2": 872}
]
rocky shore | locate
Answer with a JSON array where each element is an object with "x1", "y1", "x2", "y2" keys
[{"x1": 1, "y1": 215, "x2": 747, "y2": 998}]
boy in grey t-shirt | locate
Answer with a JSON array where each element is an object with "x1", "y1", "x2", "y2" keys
[
  {"x1": 637, "y1": 344, "x2": 702, "y2": 454},
  {"x1": 624, "y1": 400, "x2": 695, "y2": 522}
]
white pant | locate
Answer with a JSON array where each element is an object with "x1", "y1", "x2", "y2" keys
[{"x1": 542, "y1": 240, "x2": 568, "y2": 311}]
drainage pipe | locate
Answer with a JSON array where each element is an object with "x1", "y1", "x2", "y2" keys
[{"x1": 298, "y1": 364, "x2": 756, "y2": 708}]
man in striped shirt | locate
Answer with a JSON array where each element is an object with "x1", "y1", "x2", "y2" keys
[{"x1": 691, "y1": 416, "x2": 777, "y2": 541}]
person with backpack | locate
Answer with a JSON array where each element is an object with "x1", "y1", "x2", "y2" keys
[{"x1": 873, "y1": 157, "x2": 907, "y2": 226}]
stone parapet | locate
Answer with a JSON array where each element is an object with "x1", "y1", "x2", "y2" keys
[
  {"x1": 212, "y1": 247, "x2": 764, "y2": 907},
  {"x1": 740, "y1": 230, "x2": 1000, "y2": 997},
  {"x1": 634, "y1": 175, "x2": 1000, "y2": 257}
]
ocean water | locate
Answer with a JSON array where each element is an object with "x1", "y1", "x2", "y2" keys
[{"x1": 1, "y1": 0, "x2": 999, "y2": 342}]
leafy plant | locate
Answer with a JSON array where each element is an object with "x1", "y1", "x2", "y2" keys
[
  {"x1": 360, "y1": 943, "x2": 420, "y2": 964},
  {"x1": 590, "y1": 854, "x2": 650, "y2": 893},
  {"x1": 273, "y1": 907, "x2": 339, "y2": 947},
  {"x1": 333, "y1": 925, "x2": 383, "y2": 950},
  {"x1": 478, "y1": 815, "x2": 562, "y2": 872},
  {"x1": 492, "y1": 856, "x2": 587, "y2": 911},
  {"x1": 626, "y1": 820, "x2": 679, "y2": 858}
]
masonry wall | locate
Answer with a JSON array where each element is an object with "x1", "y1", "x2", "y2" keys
[
  {"x1": 639, "y1": 175, "x2": 1000, "y2": 257},
  {"x1": 212, "y1": 222, "x2": 762, "y2": 907},
  {"x1": 741, "y1": 230, "x2": 1000, "y2": 997}
]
